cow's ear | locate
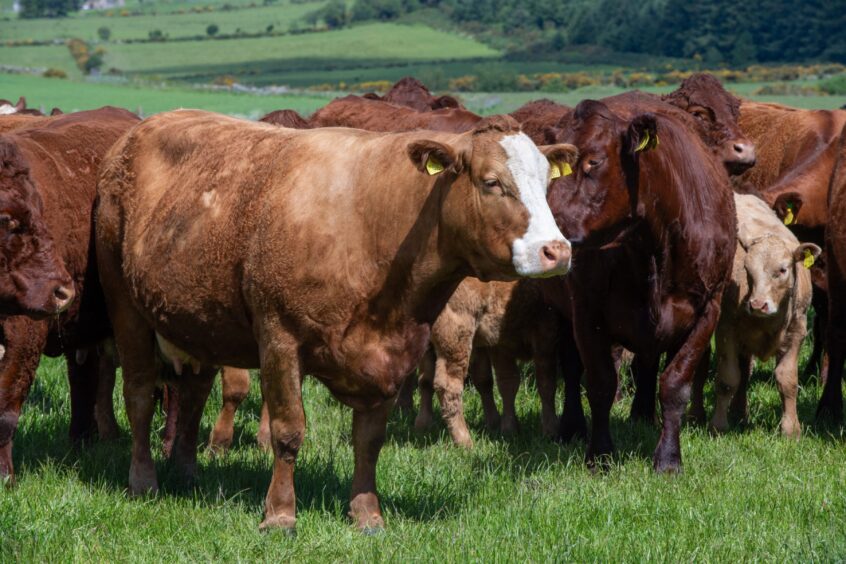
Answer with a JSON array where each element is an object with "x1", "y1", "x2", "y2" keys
[
  {"x1": 794, "y1": 243, "x2": 822, "y2": 269},
  {"x1": 539, "y1": 143, "x2": 579, "y2": 179},
  {"x1": 407, "y1": 140, "x2": 460, "y2": 176},
  {"x1": 774, "y1": 192, "x2": 803, "y2": 226},
  {"x1": 626, "y1": 113, "x2": 658, "y2": 154},
  {"x1": 434, "y1": 95, "x2": 460, "y2": 109}
]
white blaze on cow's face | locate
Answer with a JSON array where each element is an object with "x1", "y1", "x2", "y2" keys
[
  {"x1": 0, "y1": 105, "x2": 17, "y2": 116},
  {"x1": 499, "y1": 133, "x2": 571, "y2": 277}
]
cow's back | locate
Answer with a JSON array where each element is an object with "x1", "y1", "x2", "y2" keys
[{"x1": 98, "y1": 110, "x2": 449, "y2": 367}]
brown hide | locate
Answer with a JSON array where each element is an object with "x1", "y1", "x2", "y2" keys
[
  {"x1": 822, "y1": 123, "x2": 846, "y2": 421},
  {"x1": 310, "y1": 95, "x2": 482, "y2": 133},
  {"x1": 546, "y1": 100, "x2": 736, "y2": 471},
  {"x1": 95, "y1": 110, "x2": 571, "y2": 530},
  {"x1": 0, "y1": 107, "x2": 140, "y2": 482}
]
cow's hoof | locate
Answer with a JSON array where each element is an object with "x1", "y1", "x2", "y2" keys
[
  {"x1": 449, "y1": 428, "x2": 473, "y2": 448},
  {"x1": 413, "y1": 414, "x2": 433, "y2": 431},
  {"x1": 127, "y1": 479, "x2": 159, "y2": 498},
  {"x1": 500, "y1": 416, "x2": 519, "y2": 435},
  {"x1": 362, "y1": 526, "x2": 385, "y2": 537},
  {"x1": 353, "y1": 513, "x2": 385, "y2": 532},
  {"x1": 708, "y1": 419, "x2": 729, "y2": 436},
  {"x1": 483, "y1": 413, "x2": 501, "y2": 432},
  {"x1": 780, "y1": 420, "x2": 801, "y2": 439},
  {"x1": 259, "y1": 514, "x2": 296, "y2": 535},
  {"x1": 557, "y1": 415, "x2": 587, "y2": 443}
]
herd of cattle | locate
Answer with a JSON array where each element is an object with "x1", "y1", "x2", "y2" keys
[{"x1": 0, "y1": 73, "x2": 845, "y2": 533}]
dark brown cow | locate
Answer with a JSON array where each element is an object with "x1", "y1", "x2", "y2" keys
[
  {"x1": 0, "y1": 107, "x2": 140, "y2": 482},
  {"x1": 823, "y1": 124, "x2": 846, "y2": 421},
  {"x1": 543, "y1": 100, "x2": 735, "y2": 471},
  {"x1": 310, "y1": 95, "x2": 482, "y2": 133},
  {"x1": 96, "y1": 110, "x2": 573, "y2": 532}
]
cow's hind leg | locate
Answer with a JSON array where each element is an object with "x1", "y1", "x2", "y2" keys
[
  {"x1": 259, "y1": 324, "x2": 304, "y2": 533},
  {"x1": 491, "y1": 350, "x2": 521, "y2": 435},
  {"x1": 629, "y1": 353, "x2": 660, "y2": 423},
  {"x1": 170, "y1": 368, "x2": 216, "y2": 483},
  {"x1": 349, "y1": 400, "x2": 392, "y2": 532},
  {"x1": 413, "y1": 349, "x2": 436, "y2": 431},
  {"x1": 95, "y1": 347, "x2": 119, "y2": 440},
  {"x1": 558, "y1": 327, "x2": 587, "y2": 442},
  {"x1": 67, "y1": 347, "x2": 99, "y2": 444},
  {"x1": 469, "y1": 351, "x2": 500, "y2": 431},
  {"x1": 394, "y1": 369, "x2": 417, "y2": 414},
  {"x1": 209, "y1": 367, "x2": 251, "y2": 453}
]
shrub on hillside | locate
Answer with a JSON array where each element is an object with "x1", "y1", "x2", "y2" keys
[
  {"x1": 97, "y1": 26, "x2": 111, "y2": 41},
  {"x1": 43, "y1": 68, "x2": 67, "y2": 79},
  {"x1": 206, "y1": 24, "x2": 219, "y2": 36}
]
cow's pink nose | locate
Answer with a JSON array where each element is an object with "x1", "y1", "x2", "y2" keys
[
  {"x1": 733, "y1": 142, "x2": 756, "y2": 163},
  {"x1": 538, "y1": 241, "x2": 571, "y2": 275},
  {"x1": 750, "y1": 299, "x2": 768, "y2": 313},
  {"x1": 52, "y1": 284, "x2": 75, "y2": 312}
]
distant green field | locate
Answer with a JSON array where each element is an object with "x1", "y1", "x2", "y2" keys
[
  {"x1": 0, "y1": 72, "x2": 331, "y2": 116},
  {"x1": 3, "y1": 74, "x2": 845, "y2": 118},
  {"x1": 0, "y1": 1, "x2": 325, "y2": 42},
  {"x1": 0, "y1": 23, "x2": 501, "y2": 83}
]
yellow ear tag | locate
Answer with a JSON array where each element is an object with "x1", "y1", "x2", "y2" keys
[
  {"x1": 635, "y1": 131, "x2": 651, "y2": 152},
  {"x1": 550, "y1": 163, "x2": 561, "y2": 179},
  {"x1": 803, "y1": 249, "x2": 815, "y2": 269},
  {"x1": 783, "y1": 207, "x2": 794, "y2": 226},
  {"x1": 560, "y1": 162, "x2": 573, "y2": 176},
  {"x1": 425, "y1": 155, "x2": 444, "y2": 176}
]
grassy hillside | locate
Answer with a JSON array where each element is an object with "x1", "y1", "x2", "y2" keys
[
  {"x1": 0, "y1": 22, "x2": 501, "y2": 84},
  {"x1": 0, "y1": 1, "x2": 327, "y2": 42},
  {"x1": 2, "y1": 353, "x2": 845, "y2": 560}
]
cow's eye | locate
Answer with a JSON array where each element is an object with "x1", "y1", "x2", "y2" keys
[
  {"x1": 483, "y1": 178, "x2": 505, "y2": 195},
  {"x1": 0, "y1": 215, "x2": 18, "y2": 232}
]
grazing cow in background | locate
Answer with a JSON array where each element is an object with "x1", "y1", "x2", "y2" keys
[
  {"x1": 544, "y1": 100, "x2": 735, "y2": 471},
  {"x1": 698, "y1": 194, "x2": 819, "y2": 437},
  {"x1": 823, "y1": 124, "x2": 846, "y2": 422},
  {"x1": 375, "y1": 76, "x2": 464, "y2": 112},
  {"x1": 736, "y1": 102, "x2": 846, "y2": 416},
  {"x1": 96, "y1": 110, "x2": 574, "y2": 532},
  {"x1": 0, "y1": 107, "x2": 140, "y2": 483},
  {"x1": 510, "y1": 99, "x2": 572, "y2": 144},
  {"x1": 259, "y1": 109, "x2": 312, "y2": 129},
  {"x1": 310, "y1": 95, "x2": 482, "y2": 132},
  {"x1": 659, "y1": 73, "x2": 756, "y2": 174}
]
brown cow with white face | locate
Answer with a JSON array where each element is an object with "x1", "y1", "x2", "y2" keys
[{"x1": 96, "y1": 110, "x2": 573, "y2": 532}]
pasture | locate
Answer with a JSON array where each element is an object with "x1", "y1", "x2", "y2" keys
[{"x1": 2, "y1": 352, "x2": 845, "y2": 561}]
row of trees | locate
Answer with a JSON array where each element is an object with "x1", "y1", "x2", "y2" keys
[
  {"x1": 348, "y1": 0, "x2": 846, "y2": 64},
  {"x1": 19, "y1": 0, "x2": 79, "y2": 18}
]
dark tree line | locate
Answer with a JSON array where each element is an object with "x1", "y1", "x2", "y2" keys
[
  {"x1": 350, "y1": 0, "x2": 846, "y2": 64},
  {"x1": 19, "y1": 0, "x2": 80, "y2": 18}
]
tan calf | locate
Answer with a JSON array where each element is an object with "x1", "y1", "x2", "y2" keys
[
  {"x1": 413, "y1": 278, "x2": 563, "y2": 446},
  {"x1": 710, "y1": 194, "x2": 820, "y2": 437}
]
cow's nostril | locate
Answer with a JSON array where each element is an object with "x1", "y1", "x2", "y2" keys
[
  {"x1": 53, "y1": 285, "x2": 75, "y2": 310},
  {"x1": 734, "y1": 144, "x2": 744, "y2": 154},
  {"x1": 543, "y1": 246, "x2": 556, "y2": 262}
]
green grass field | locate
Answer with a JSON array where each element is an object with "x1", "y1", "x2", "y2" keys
[
  {"x1": 2, "y1": 348, "x2": 845, "y2": 560},
  {"x1": 0, "y1": 1, "x2": 327, "y2": 42}
]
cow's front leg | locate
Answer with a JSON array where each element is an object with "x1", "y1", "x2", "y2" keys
[
  {"x1": 775, "y1": 321, "x2": 805, "y2": 438},
  {"x1": 170, "y1": 367, "x2": 216, "y2": 482},
  {"x1": 0, "y1": 317, "x2": 48, "y2": 484},
  {"x1": 349, "y1": 399, "x2": 392, "y2": 533},
  {"x1": 259, "y1": 331, "x2": 304, "y2": 534}
]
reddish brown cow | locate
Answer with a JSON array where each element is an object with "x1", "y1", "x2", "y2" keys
[
  {"x1": 96, "y1": 110, "x2": 573, "y2": 532},
  {"x1": 310, "y1": 95, "x2": 482, "y2": 132},
  {"x1": 543, "y1": 100, "x2": 735, "y2": 470},
  {"x1": 510, "y1": 99, "x2": 571, "y2": 144},
  {"x1": 823, "y1": 124, "x2": 846, "y2": 421},
  {"x1": 259, "y1": 109, "x2": 312, "y2": 129},
  {"x1": 377, "y1": 76, "x2": 464, "y2": 112},
  {"x1": 0, "y1": 107, "x2": 140, "y2": 482}
]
